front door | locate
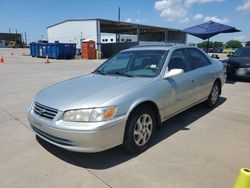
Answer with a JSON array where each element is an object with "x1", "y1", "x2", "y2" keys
[{"x1": 163, "y1": 49, "x2": 197, "y2": 119}]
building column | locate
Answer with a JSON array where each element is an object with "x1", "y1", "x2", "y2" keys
[
  {"x1": 165, "y1": 30, "x2": 168, "y2": 43},
  {"x1": 96, "y1": 20, "x2": 101, "y2": 51},
  {"x1": 137, "y1": 26, "x2": 140, "y2": 42}
]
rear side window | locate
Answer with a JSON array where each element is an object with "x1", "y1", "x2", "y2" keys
[
  {"x1": 168, "y1": 49, "x2": 190, "y2": 72},
  {"x1": 188, "y1": 48, "x2": 211, "y2": 70}
]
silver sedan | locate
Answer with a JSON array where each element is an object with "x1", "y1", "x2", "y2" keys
[{"x1": 27, "y1": 45, "x2": 226, "y2": 153}]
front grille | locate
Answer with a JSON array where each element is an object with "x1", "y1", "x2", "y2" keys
[{"x1": 33, "y1": 102, "x2": 58, "y2": 120}]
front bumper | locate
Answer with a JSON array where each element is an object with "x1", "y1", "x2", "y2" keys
[
  {"x1": 27, "y1": 105, "x2": 127, "y2": 153},
  {"x1": 227, "y1": 64, "x2": 250, "y2": 79},
  {"x1": 235, "y1": 68, "x2": 250, "y2": 78}
]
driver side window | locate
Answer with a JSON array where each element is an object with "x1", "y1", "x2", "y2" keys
[{"x1": 168, "y1": 50, "x2": 189, "y2": 72}]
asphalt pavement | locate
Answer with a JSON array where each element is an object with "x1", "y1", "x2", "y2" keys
[{"x1": 0, "y1": 48, "x2": 249, "y2": 188}]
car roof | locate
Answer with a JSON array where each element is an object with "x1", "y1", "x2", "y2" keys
[{"x1": 122, "y1": 44, "x2": 196, "y2": 52}]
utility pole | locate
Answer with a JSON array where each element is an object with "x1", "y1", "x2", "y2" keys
[
  {"x1": 9, "y1": 28, "x2": 11, "y2": 33},
  {"x1": 21, "y1": 32, "x2": 24, "y2": 47},
  {"x1": 117, "y1": 7, "x2": 121, "y2": 43},
  {"x1": 21, "y1": 32, "x2": 23, "y2": 43},
  {"x1": 118, "y1": 7, "x2": 121, "y2": 22},
  {"x1": 25, "y1": 32, "x2": 27, "y2": 45}
]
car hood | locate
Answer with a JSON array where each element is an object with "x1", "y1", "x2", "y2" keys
[
  {"x1": 35, "y1": 74, "x2": 152, "y2": 111},
  {"x1": 227, "y1": 57, "x2": 250, "y2": 66}
]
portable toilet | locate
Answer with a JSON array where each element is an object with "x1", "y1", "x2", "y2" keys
[{"x1": 81, "y1": 39, "x2": 96, "y2": 59}]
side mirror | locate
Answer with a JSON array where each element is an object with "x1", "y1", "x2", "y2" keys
[{"x1": 164, "y1": 69, "x2": 184, "y2": 79}]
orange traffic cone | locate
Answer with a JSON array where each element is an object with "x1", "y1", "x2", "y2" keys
[
  {"x1": 45, "y1": 55, "x2": 50, "y2": 64},
  {"x1": 0, "y1": 54, "x2": 4, "y2": 63}
]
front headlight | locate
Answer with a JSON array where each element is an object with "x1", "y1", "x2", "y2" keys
[{"x1": 62, "y1": 106, "x2": 117, "y2": 122}]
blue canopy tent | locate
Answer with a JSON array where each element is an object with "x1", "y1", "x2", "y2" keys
[{"x1": 183, "y1": 20, "x2": 240, "y2": 52}]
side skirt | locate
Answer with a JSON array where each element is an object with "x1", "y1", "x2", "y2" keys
[{"x1": 161, "y1": 97, "x2": 208, "y2": 123}]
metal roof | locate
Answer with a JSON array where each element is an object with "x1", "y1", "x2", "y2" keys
[{"x1": 47, "y1": 18, "x2": 182, "y2": 32}]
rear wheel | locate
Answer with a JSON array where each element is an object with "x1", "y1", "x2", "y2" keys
[
  {"x1": 205, "y1": 81, "x2": 220, "y2": 108},
  {"x1": 123, "y1": 106, "x2": 155, "y2": 154}
]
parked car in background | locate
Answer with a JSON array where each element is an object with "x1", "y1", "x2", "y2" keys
[
  {"x1": 213, "y1": 47, "x2": 223, "y2": 53},
  {"x1": 223, "y1": 47, "x2": 250, "y2": 79},
  {"x1": 223, "y1": 48, "x2": 234, "y2": 55},
  {"x1": 27, "y1": 45, "x2": 226, "y2": 153}
]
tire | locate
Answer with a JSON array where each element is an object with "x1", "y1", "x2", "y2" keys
[
  {"x1": 123, "y1": 105, "x2": 156, "y2": 154},
  {"x1": 205, "y1": 81, "x2": 220, "y2": 108}
]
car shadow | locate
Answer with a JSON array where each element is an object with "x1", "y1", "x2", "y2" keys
[
  {"x1": 37, "y1": 97, "x2": 227, "y2": 170},
  {"x1": 226, "y1": 78, "x2": 237, "y2": 84},
  {"x1": 226, "y1": 77, "x2": 250, "y2": 84}
]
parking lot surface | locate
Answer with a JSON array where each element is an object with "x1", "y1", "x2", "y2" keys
[{"x1": 0, "y1": 48, "x2": 249, "y2": 188}]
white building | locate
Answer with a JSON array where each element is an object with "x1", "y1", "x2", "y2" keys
[
  {"x1": 47, "y1": 18, "x2": 186, "y2": 57},
  {"x1": 101, "y1": 34, "x2": 138, "y2": 43}
]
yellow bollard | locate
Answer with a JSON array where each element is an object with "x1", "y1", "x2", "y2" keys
[
  {"x1": 96, "y1": 50, "x2": 102, "y2": 59},
  {"x1": 234, "y1": 168, "x2": 250, "y2": 188}
]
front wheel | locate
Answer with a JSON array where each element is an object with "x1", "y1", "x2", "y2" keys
[
  {"x1": 205, "y1": 82, "x2": 220, "y2": 108},
  {"x1": 123, "y1": 106, "x2": 156, "y2": 154}
]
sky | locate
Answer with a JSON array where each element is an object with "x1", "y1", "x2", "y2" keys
[{"x1": 0, "y1": 0, "x2": 249, "y2": 44}]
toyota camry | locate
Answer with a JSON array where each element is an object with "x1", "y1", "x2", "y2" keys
[{"x1": 27, "y1": 45, "x2": 226, "y2": 153}]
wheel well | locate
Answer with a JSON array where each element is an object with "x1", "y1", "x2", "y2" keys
[
  {"x1": 129, "y1": 101, "x2": 161, "y2": 129},
  {"x1": 215, "y1": 78, "x2": 222, "y2": 95}
]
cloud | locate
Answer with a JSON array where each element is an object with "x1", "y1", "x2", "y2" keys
[
  {"x1": 180, "y1": 17, "x2": 190, "y2": 23},
  {"x1": 154, "y1": 0, "x2": 224, "y2": 23},
  {"x1": 233, "y1": 35, "x2": 246, "y2": 42},
  {"x1": 203, "y1": 16, "x2": 229, "y2": 24},
  {"x1": 125, "y1": 18, "x2": 147, "y2": 23},
  {"x1": 135, "y1": 18, "x2": 147, "y2": 23},
  {"x1": 185, "y1": 0, "x2": 223, "y2": 7},
  {"x1": 193, "y1": 13, "x2": 204, "y2": 20},
  {"x1": 237, "y1": 0, "x2": 250, "y2": 12},
  {"x1": 154, "y1": 0, "x2": 188, "y2": 22},
  {"x1": 125, "y1": 18, "x2": 132, "y2": 22}
]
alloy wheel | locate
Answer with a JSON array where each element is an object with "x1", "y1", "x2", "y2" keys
[
  {"x1": 133, "y1": 114, "x2": 153, "y2": 147},
  {"x1": 211, "y1": 85, "x2": 219, "y2": 104}
]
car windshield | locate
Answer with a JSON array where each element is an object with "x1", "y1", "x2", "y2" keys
[
  {"x1": 94, "y1": 50, "x2": 169, "y2": 78},
  {"x1": 232, "y1": 48, "x2": 250, "y2": 57}
]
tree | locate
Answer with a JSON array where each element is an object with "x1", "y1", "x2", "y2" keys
[
  {"x1": 245, "y1": 41, "x2": 250, "y2": 46},
  {"x1": 213, "y1": 41, "x2": 223, "y2": 47},
  {"x1": 197, "y1": 41, "x2": 213, "y2": 48},
  {"x1": 226, "y1": 40, "x2": 242, "y2": 48},
  {"x1": 197, "y1": 41, "x2": 224, "y2": 48}
]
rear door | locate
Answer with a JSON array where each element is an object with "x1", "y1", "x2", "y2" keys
[{"x1": 187, "y1": 48, "x2": 214, "y2": 101}]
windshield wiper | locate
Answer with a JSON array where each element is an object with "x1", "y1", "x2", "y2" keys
[
  {"x1": 106, "y1": 71, "x2": 135, "y2": 77},
  {"x1": 93, "y1": 70, "x2": 107, "y2": 75}
]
